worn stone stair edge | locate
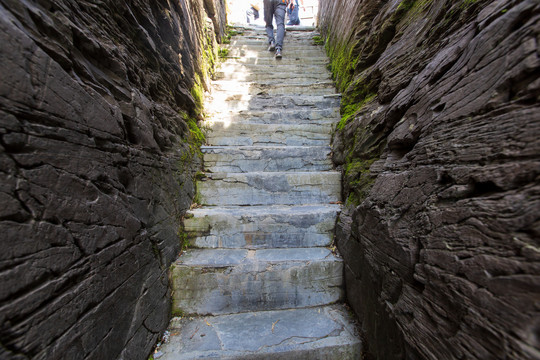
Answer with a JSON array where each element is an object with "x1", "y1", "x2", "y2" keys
[
  {"x1": 175, "y1": 247, "x2": 340, "y2": 266},
  {"x1": 198, "y1": 172, "x2": 341, "y2": 206},
  {"x1": 184, "y1": 204, "x2": 340, "y2": 249},
  {"x1": 170, "y1": 248, "x2": 344, "y2": 315},
  {"x1": 202, "y1": 148, "x2": 334, "y2": 173},
  {"x1": 203, "y1": 94, "x2": 341, "y2": 111},
  {"x1": 211, "y1": 80, "x2": 335, "y2": 87},
  {"x1": 202, "y1": 108, "x2": 340, "y2": 124},
  {"x1": 156, "y1": 305, "x2": 361, "y2": 360}
]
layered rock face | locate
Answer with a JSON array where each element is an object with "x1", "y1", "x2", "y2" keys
[
  {"x1": 0, "y1": 0, "x2": 225, "y2": 359},
  {"x1": 319, "y1": 0, "x2": 540, "y2": 359}
]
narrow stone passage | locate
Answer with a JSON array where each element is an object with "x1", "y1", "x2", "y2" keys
[{"x1": 159, "y1": 26, "x2": 361, "y2": 359}]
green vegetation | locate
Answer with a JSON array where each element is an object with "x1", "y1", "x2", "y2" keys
[
  {"x1": 218, "y1": 47, "x2": 229, "y2": 58},
  {"x1": 335, "y1": 73, "x2": 378, "y2": 131},
  {"x1": 337, "y1": 92, "x2": 376, "y2": 130},
  {"x1": 177, "y1": 224, "x2": 191, "y2": 254},
  {"x1": 397, "y1": 0, "x2": 416, "y2": 12},
  {"x1": 222, "y1": 25, "x2": 244, "y2": 44},
  {"x1": 186, "y1": 115, "x2": 205, "y2": 148},
  {"x1": 190, "y1": 74, "x2": 204, "y2": 114},
  {"x1": 202, "y1": 30, "x2": 215, "y2": 76},
  {"x1": 344, "y1": 158, "x2": 378, "y2": 206},
  {"x1": 398, "y1": 0, "x2": 433, "y2": 13},
  {"x1": 312, "y1": 35, "x2": 324, "y2": 46},
  {"x1": 460, "y1": 0, "x2": 478, "y2": 8},
  {"x1": 326, "y1": 40, "x2": 360, "y2": 94},
  {"x1": 171, "y1": 308, "x2": 185, "y2": 317}
]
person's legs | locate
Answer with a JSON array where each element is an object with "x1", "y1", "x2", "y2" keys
[
  {"x1": 264, "y1": 0, "x2": 275, "y2": 45},
  {"x1": 286, "y1": 6, "x2": 292, "y2": 25},
  {"x1": 274, "y1": 2, "x2": 286, "y2": 50},
  {"x1": 291, "y1": 5, "x2": 300, "y2": 25}
]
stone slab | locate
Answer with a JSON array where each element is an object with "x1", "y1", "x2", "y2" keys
[
  {"x1": 204, "y1": 123, "x2": 331, "y2": 146},
  {"x1": 197, "y1": 171, "x2": 341, "y2": 206},
  {"x1": 211, "y1": 80, "x2": 335, "y2": 96},
  {"x1": 216, "y1": 62, "x2": 331, "y2": 76},
  {"x1": 224, "y1": 48, "x2": 326, "y2": 59},
  {"x1": 158, "y1": 305, "x2": 361, "y2": 360},
  {"x1": 202, "y1": 146, "x2": 333, "y2": 172},
  {"x1": 203, "y1": 108, "x2": 339, "y2": 125},
  {"x1": 204, "y1": 93, "x2": 341, "y2": 114},
  {"x1": 214, "y1": 67, "x2": 330, "y2": 82},
  {"x1": 171, "y1": 248, "x2": 343, "y2": 315},
  {"x1": 222, "y1": 56, "x2": 329, "y2": 65},
  {"x1": 184, "y1": 204, "x2": 340, "y2": 248}
]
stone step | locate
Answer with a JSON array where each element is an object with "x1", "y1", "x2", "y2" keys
[
  {"x1": 216, "y1": 62, "x2": 331, "y2": 74},
  {"x1": 170, "y1": 248, "x2": 343, "y2": 315},
  {"x1": 224, "y1": 47, "x2": 325, "y2": 58},
  {"x1": 204, "y1": 123, "x2": 331, "y2": 146},
  {"x1": 158, "y1": 305, "x2": 361, "y2": 360},
  {"x1": 161, "y1": 27, "x2": 360, "y2": 360},
  {"x1": 225, "y1": 40, "x2": 320, "y2": 48},
  {"x1": 211, "y1": 80, "x2": 335, "y2": 96},
  {"x1": 204, "y1": 108, "x2": 339, "y2": 125},
  {"x1": 226, "y1": 35, "x2": 322, "y2": 43},
  {"x1": 204, "y1": 93, "x2": 341, "y2": 113},
  {"x1": 222, "y1": 56, "x2": 329, "y2": 65},
  {"x1": 229, "y1": 34, "x2": 316, "y2": 41},
  {"x1": 202, "y1": 146, "x2": 332, "y2": 173},
  {"x1": 214, "y1": 67, "x2": 330, "y2": 81},
  {"x1": 185, "y1": 204, "x2": 340, "y2": 248},
  {"x1": 197, "y1": 171, "x2": 341, "y2": 206}
]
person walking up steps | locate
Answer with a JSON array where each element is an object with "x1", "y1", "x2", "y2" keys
[
  {"x1": 264, "y1": 0, "x2": 289, "y2": 59},
  {"x1": 286, "y1": 0, "x2": 303, "y2": 25}
]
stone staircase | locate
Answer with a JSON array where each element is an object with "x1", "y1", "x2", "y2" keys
[{"x1": 158, "y1": 26, "x2": 361, "y2": 359}]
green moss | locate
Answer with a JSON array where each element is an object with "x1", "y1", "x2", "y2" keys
[
  {"x1": 326, "y1": 40, "x2": 360, "y2": 94},
  {"x1": 312, "y1": 35, "x2": 324, "y2": 46},
  {"x1": 337, "y1": 92, "x2": 376, "y2": 130},
  {"x1": 192, "y1": 184, "x2": 202, "y2": 206},
  {"x1": 397, "y1": 0, "x2": 415, "y2": 11},
  {"x1": 187, "y1": 118, "x2": 205, "y2": 147},
  {"x1": 151, "y1": 242, "x2": 160, "y2": 259},
  {"x1": 190, "y1": 74, "x2": 204, "y2": 114},
  {"x1": 397, "y1": 0, "x2": 433, "y2": 14},
  {"x1": 171, "y1": 308, "x2": 185, "y2": 317},
  {"x1": 345, "y1": 158, "x2": 376, "y2": 176},
  {"x1": 218, "y1": 47, "x2": 229, "y2": 58},
  {"x1": 460, "y1": 0, "x2": 478, "y2": 8},
  {"x1": 222, "y1": 25, "x2": 243, "y2": 44},
  {"x1": 344, "y1": 158, "x2": 378, "y2": 206},
  {"x1": 177, "y1": 224, "x2": 191, "y2": 253},
  {"x1": 175, "y1": 112, "x2": 205, "y2": 203}
]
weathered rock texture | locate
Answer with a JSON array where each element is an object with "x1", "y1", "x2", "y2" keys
[
  {"x1": 319, "y1": 0, "x2": 540, "y2": 359},
  {"x1": 0, "y1": 0, "x2": 225, "y2": 359}
]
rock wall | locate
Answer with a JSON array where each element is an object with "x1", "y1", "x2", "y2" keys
[
  {"x1": 0, "y1": 0, "x2": 225, "y2": 359},
  {"x1": 319, "y1": 0, "x2": 540, "y2": 359}
]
